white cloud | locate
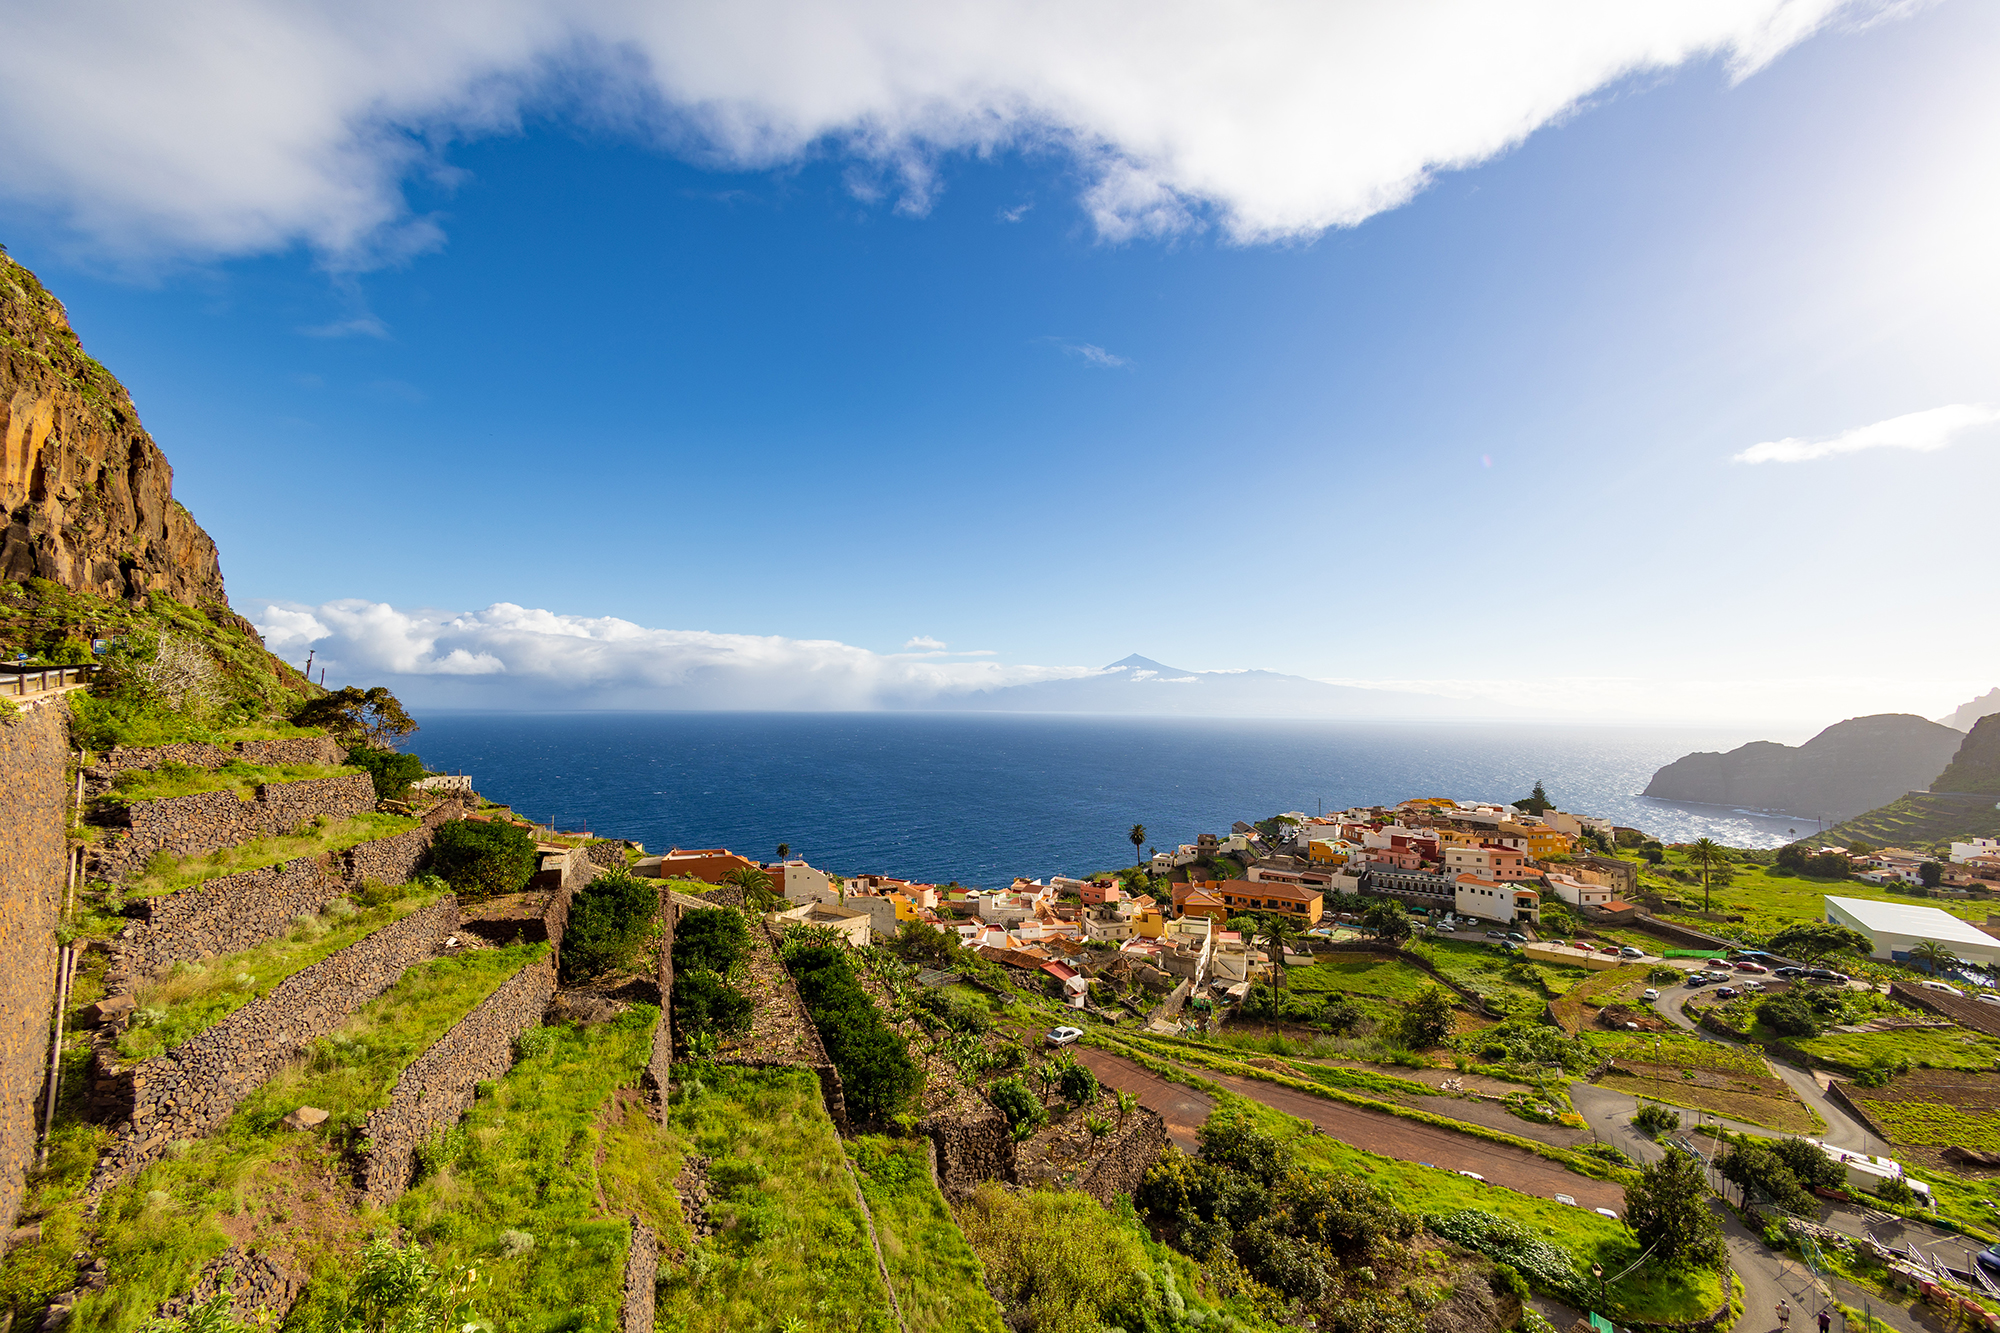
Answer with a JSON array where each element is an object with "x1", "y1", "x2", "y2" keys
[
  {"x1": 1733, "y1": 403, "x2": 2000, "y2": 464},
  {"x1": 903, "y1": 634, "x2": 948, "y2": 651},
  {"x1": 0, "y1": 1, "x2": 1893, "y2": 264},
  {"x1": 248, "y1": 598, "x2": 1090, "y2": 708},
  {"x1": 1061, "y1": 341, "x2": 1130, "y2": 369}
]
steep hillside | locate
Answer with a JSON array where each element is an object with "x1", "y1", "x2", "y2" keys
[
  {"x1": 1939, "y1": 687, "x2": 2000, "y2": 733},
  {"x1": 1642, "y1": 713, "x2": 1965, "y2": 820},
  {"x1": 1, "y1": 252, "x2": 224, "y2": 605},
  {"x1": 1933, "y1": 715, "x2": 2000, "y2": 796}
]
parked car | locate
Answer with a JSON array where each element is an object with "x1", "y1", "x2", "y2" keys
[
  {"x1": 1775, "y1": 966, "x2": 1805, "y2": 979},
  {"x1": 1920, "y1": 980, "x2": 1964, "y2": 997},
  {"x1": 1599, "y1": 944, "x2": 1621, "y2": 955},
  {"x1": 1594, "y1": 1208, "x2": 1619, "y2": 1221},
  {"x1": 1733, "y1": 961, "x2": 1769, "y2": 974},
  {"x1": 1641, "y1": 988, "x2": 1660, "y2": 1002},
  {"x1": 1507, "y1": 932, "x2": 1528, "y2": 943},
  {"x1": 1485, "y1": 930, "x2": 1506, "y2": 940},
  {"x1": 1715, "y1": 987, "x2": 1740, "y2": 999},
  {"x1": 1685, "y1": 975, "x2": 1712, "y2": 987},
  {"x1": 1739, "y1": 980, "x2": 1765, "y2": 992},
  {"x1": 1458, "y1": 1171, "x2": 1486, "y2": 1182},
  {"x1": 1806, "y1": 968, "x2": 1848, "y2": 983},
  {"x1": 1045, "y1": 1026, "x2": 1083, "y2": 1047},
  {"x1": 1620, "y1": 946, "x2": 1645, "y2": 959},
  {"x1": 1554, "y1": 1194, "x2": 1578, "y2": 1207}
]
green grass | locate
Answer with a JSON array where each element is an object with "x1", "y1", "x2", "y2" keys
[
  {"x1": 48, "y1": 945, "x2": 541, "y2": 1332},
  {"x1": 1864, "y1": 1100, "x2": 2000, "y2": 1153},
  {"x1": 116, "y1": 882, "x2": 440, "y2": 1061},
  {"x1": 383, "y1": 1006, "x2": 664, "y2": 1332},
  {"x1": 1795, "y1": 1025, "x2": 2000, "y2": 1075},
  {"x1": 1287, "y1": 955, "x2": 1434, "y2": 1002},
  {"x1": 847, "y1": 1137, "x2": 1005, "y2": 1333},
  {"x1": 1414, "y1": 939, "x2": 1577, "y2": 1015},
  {"x1": 1211, "y1": 1093, "x2": 1722, "y2": 1325},
  {"x1": 1584, "y1": 1032, "x2": 1771, "y2": 1078},
  {"x1": 102, "y1": 759, "x2": 355, "y2": 806},
  {"x1": 655, "y1": 1063, "x2": 897, "y2": 1333},
  {"x1": 122, "y1": 811, "x2": 420, "y2": 898},
  {"x1": 1647, "y1": 860, "x2": 1996, "y2": 943}
]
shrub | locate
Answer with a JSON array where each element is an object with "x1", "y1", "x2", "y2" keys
[
  {"x1": 1758, "y1": 990, "x2": 1827, "y2": 1039},
  {"x1": 427, "y1": 819, "x2": 537, "y2": 901},
  {"x1": 671, "y1": 970, "x2": 751, "y2": 1038},
  {"x1": 916, "y1": 987, "x2": 991, "y2": 1034},
  {"x1": 346, "y1": 744, "x2": 426, "y2": 799},
  {"x1": 1876, "y1": 1175, "x2": 1916, "y2": 1206},
  {"x1": 560, "y1": 870, "x2": 659, "y2": 983},
  {"x1": 989, "y1": 1077, "x2": 1046, "y2": 1139},
  {"x1": 1490, "y1": 1262, "x2": 1530, "y2": 1301},
  {"x1": 1633, "y1": 1103, "x2": 1681, "y2": 1137},
  {"x1": 1805, "y1": 851, "x2": 1851, "y2": 879},
  {"x1": 1056, "y1": 1058, "x2": 1098, "y2": 1107},
  {"x1": 786, "y1": 944, "x2": 922, "y2": 1121},
  {"x1": 673, "y1": 907, "x2": 750, "y2": 975}
]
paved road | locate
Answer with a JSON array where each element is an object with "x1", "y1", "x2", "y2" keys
[
  {"x1": 1080, "y1": 1049, "x2": 1623, "y2": 1211},
  {"x1": 1073, "y1": 1048, "x2": 1213, "y2": 1151}
]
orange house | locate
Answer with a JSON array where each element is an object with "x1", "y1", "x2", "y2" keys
[{"x1": 659, "y1": 847, "x2": 758, "y2": 884}]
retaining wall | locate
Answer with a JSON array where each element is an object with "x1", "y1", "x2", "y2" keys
[
  {"x1": 357, "y1": 955, "x2": 559, "y2": 1206},
  {"x1": 0, "y1": 696, "x2": 68, "y2": 1227},
  {"x1": 88, "y1": 898, "x2": 459, "y2": 1188},
  {"x1": 1888, "y1": 982, "x2": 2000, "y2": 1039},
  {"x1": 1076, "y1": 1106, "x2": 1168, "y2": 1208},
  {"x1": 153, "y1": 1245, "x2": 305, "y2": 1325},
  {"x1": 621, "y1": 1221, "x2": 658, "y2": 1333},
  {"x1": 91, "y1": 771, "x2": 377, "y2": 881},
  {"x1": 646, "y1": 887, "x2": 675, "y2": 1106},
  {"x1": 925, "y1": 1107, "x2": 1017, "y2": 1199},
  {"x1": 89, "y1": 736, "x2": 346, "y2": 779}
]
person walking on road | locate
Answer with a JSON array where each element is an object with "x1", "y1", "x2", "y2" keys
[
  {"x1": 1815, "y1": 1311, "x2": 1830, "y2": 1333},
  {"x1": 1777, "y1": 1298, "x2": 1790, "y2": 1325}
]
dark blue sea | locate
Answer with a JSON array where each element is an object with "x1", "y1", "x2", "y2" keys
[{"x1": 409, "y1": 712, "x2": 1811, "y2": 889}]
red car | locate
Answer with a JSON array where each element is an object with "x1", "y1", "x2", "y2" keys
[{"x1": 1733, "y1": 961, "x2": 1769, "y2": 974}]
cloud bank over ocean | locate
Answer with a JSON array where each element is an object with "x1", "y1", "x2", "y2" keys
[{"x1": 1, "y1": 0, "x2": 1891, "y2": 265}]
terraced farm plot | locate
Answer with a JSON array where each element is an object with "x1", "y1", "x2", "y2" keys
[
  {"x1": 101, "y1": 759, "x2": 357, "y2": 806},
  {"x1": 848, "y1": 1136, "x2": 1006, "y2": 1333},
  {"x1": 1549, "y1": 965, "x2": 1654, "y2": 1033},
  {"x1": 656, "y1": 1063, "x2": 898, "y2": 1333},
  {"x1": 1840, "y1": 1069, "x2": 2000, "y2": 1159},
  {"x1": 123, "y1": 811, "x2": 421, "y2": 898},
  {"x1": 1589, "y1": 1031, "x2": 1823, "y2": 1134},
  {"x1": 1287, "y1": 955, "x2": 1434, "y2": 1002},
  {"x1": 1797, "y1": 1025, "x2": 2000, "y2": 1076}
]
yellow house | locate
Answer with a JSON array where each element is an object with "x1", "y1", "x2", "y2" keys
[
  {"x1": 1131, "y1": 906, "x2": 1168, "y2": 938},
  {"x1": 887, "y1": 893, "x2": 924, "y2": 922},
  {"x1": 1498, "y1": 821, "x2": 1574, "y2": 860},
  {"x1": 1308, "y1": 839, "x2": 1360, "y2": 865}
]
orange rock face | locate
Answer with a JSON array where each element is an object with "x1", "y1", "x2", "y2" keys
[{"x1": 1, "y1": 253, "x2": 226, "y2": 605}]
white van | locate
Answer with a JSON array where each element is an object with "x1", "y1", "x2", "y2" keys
[{"x1": 1919, "y1": 980, "x2": 1964, "y2": 997}]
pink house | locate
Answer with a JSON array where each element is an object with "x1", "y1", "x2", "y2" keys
[{"x1": 1081, "y1": 880, "x2": 1122, "y2": 907}]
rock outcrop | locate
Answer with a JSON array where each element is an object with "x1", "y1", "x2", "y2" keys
[
  {"x1": 1, "y1": 252, "x2": 226, "y2": 605},
  {"x1": 1933, "y1": 715, "x2": 2000, "y2": 797},
  {"x1": 1642, "y1": 713, "x2": 1967, "y2": 820},
  {"x1": 1939, "y1": 688, "x2": 2000, "y2": 735}
]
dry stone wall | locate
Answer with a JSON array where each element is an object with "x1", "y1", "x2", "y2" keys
[
  {"x1": 88, "y1": 736, "x2": 345, "y2": 782},
  {"x1": 91, "y1": 772, "x2": 376, "y2": 881},
  {"x1": 0, "y1": 696, "x2": 68, "y2": 1227},
  {"x1": 357, "y1": 955, "x2": 558, "y2": 1207},
  {"x1": 88, "y1": 898, "x2": 460, "y2": 1189},
  {"x1": 647, "y1": 887, "x2": 675, "y2": 1103},
  {"x1": 924, "y1": 1107, "x2": 1017, "y2": 1199},
  {"x1": 621, "y1": 1221, "x2": 657, "y2": 1333},
  {"x1": 1075, "y1": 1106, "x2": 1167, "y2": 1208}
]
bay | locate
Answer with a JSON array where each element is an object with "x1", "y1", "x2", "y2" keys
[{"x1": 410, "y1": 711, "x2": 1815, "y2": 890}]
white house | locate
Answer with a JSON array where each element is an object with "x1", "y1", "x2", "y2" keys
[
  {"x1": 1542, "y1": 873, "x2": 1617, "y2": 911},
  {"x1": 1951, "y1": 839, "x2": 2000, "y2": 866},
  {"x1": 1454, "y1": 874, "x2": 1541, "y2": 925},
  {"x1": 1823, "y1": 895, "x2": 2000, "y2": 967},
  {"x1": 774, "y1": 860, "x2": 836, "y2": 905}
]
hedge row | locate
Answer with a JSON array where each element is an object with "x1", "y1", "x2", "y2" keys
[{"x1": 785, "y1": 944, "x2": 921, "y2": 1122}]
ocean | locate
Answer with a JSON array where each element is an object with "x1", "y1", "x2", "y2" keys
[{"x1": 408, "y1": 712, "x2": 1816, "y2": 889}]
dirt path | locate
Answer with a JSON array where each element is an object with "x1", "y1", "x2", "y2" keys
[
  {"x1": 1077, "y1": 1048, "x2": 1621, "y2": 1211},
  {"x1": 1074, "y1": 1048, "x2": 1213, "y2": 1151}
]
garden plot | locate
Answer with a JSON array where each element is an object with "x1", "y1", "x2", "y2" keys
[
  {"x1": 1549, "y1": 965, "x2": 1656, "y2": 1033},
  {"x1": 3, "y1": 944, "x2": 542, "y2": 1331},
  {"x1": 120, "y1": 811, "x2": 421, "y2": 899},
  {"x1": 1796, "y1": 1024, "x2": 2000, "y2": 1078},
  {"x1": 1839, "y1": 1069, "x2": 2000, "y2": 1172},
  {"x1": 1589, "y1": 1031, "x2": 1823, "y2": 1134}
]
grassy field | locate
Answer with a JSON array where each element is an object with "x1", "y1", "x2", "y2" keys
[
  {"x1": 1288, "y1": 954, "x2": 1434, "y2": 1002},
  {"x1": 1587, "y1": 1031, "x2": 1823, "y2": 1134},
  {"x1": 116, "y1": 881, "x2": 440, "y2": 1061},
  {"x1": 43, "y1": 944, "x2": 542, "y2": 1331},
  {"x1": 1549, "y1": 965, "x2": 1654, "y2": 1033},
  {"x1": 376, "y1": 1007, "x2": 665, "y2": 1331},
  {"x1": 1214, "y1": 1093, "x2": 1724, "y2": 1325},
  {"x1": 121, "y1": 811, "x2": 420, "y2": 898},
  {"x1": 655, "y1": 1063, "x2": 897, "y2": 1333},
  {"x1": 102, "y1": 759, "x2": 356, "y2": 806},
  {"x1": 1795, "y1": 1025, "x2": 2000, "y2": 1076},
  {"x1": 1842, "y1": 1069, "x2": 2000, "y2": 1156},
  {"x1": 848, "y1": 1137, "x2": 1005, "y2": 1333}
]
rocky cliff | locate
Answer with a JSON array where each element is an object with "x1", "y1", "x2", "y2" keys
[
  {"x1": 1932, "y1": 715, "x2": 2000, "y2": 797},
  {"x1": 1, "y1": 251, "x2": 225, "y2": 606},
  {"x1": 1940, "y1": 688, "x2": 2000, "y2": 734},
  {"x1": 1642, "y1": 713, "x2": 1967, "y2": 820}
]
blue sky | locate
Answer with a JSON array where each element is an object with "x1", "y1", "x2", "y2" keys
[{"x1": 3, "y1": 1, "x2": 1996, "y2": 726}]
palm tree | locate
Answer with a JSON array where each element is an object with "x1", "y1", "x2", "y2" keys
[
  {"x1": 776, "y1": 842, "x2": 790, "y2": 861},
  {"x1": 1129, "y1": 824, "x2": 1147, "y2": 868},
  {"x1": 1265, "y1": 916, "x2": 1300, "y2": 998},
  {"x1": 722, "y1": 865, "x2": 776, "y2": 910},
  {"x1": 1084, "y1": 1114, "x2": 1114, "y2": 1159},
  {"x1": 1114, "y1": 1090, "x2": 1139, "y2": 1131},
  {"x1": 1687, "y1": 838, "x2": 1728, "y2": 913},
  {"x1": 1909, "y1": 940, "x2": 1962, "y2": 978}
]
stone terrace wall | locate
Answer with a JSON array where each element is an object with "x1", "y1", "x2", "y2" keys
[
  {"x1": 0, "y1": 697, "x2": 68, "y2": 1227},
  {"x1": 91, "y1": 772, "x2": 376, "y2": 881},
  {"x1": 1889, "y1": 981, "x2": 2000, "y2": 1039},
  {"x1": 357, "y1": 955, "x2": 558, "y2": 1207},
  {"x1": 89, "y1": 898, "x2": 460, "y2": 1190},
  {"x1": 345, "y1": 826, "x2": 431, "y2": 888},
  {"x1": 1076, "y1": 1106, "x2": 1167, "y2": 1208},
  {"x1": 621, "y1": 1221, "x2": 657, "y2": 1333},
  {"x1": 925, "y1": 1107, "x2": 1017, "y2": 1199},
  {"x1": 88, "y1": 735, "x2": 345, "y2": 778},
  {"x1": 646, "y1": 888, "x2": 675, "y2": 1105},
  {"x1": 585, "y1": 841, "x2": 628, "y2": 872}
]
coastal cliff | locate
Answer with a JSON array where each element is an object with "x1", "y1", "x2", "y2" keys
[
  {"x1": 1643, "y1": 713, "x2": 1966, "y2": 820},
  {"x1": 1933, "y1": 715, "x2": 2000, "y2": 796},
  {"x1": 1, "y1": 251, "x2": 226, "y2": 605}
]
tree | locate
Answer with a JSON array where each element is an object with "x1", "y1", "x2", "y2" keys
[
  {"x1": 1397, "y1": 985, "x2": 1457, "y2": 1050},
  {"x1": 1515, "y1": 780, "x2": 1554, "y2": 815},
  {"x1": 1115, "y1": 1090, "x2": 1139, "y2": 1131},
  {"x1": 426, "y1": 818, "x2": 537, "y2": 902},
  {"x1": 1919, "y1": 861, "x2": 1944, "y2": 889},
  {"x1": 1360, "y1": 898, "x2": 1413, "y2": 946},
  {"x1": 347, "y1": 743, "x2": 426, "y2": 799},
  {"x1": 1908, "y1": 939, "x2": 1962, "y2": 977},
  {"x1": 292, "y1": 685, "x2": 417, "y2": 750},
  {"x1": 1765, "y1": 922, "x2": 1872, "y2": 967},
  {"x1": 1687, "y1": 838, "x2": 1729, "y2": 913},
  {"x1": 561, "y1": 869, "x2": 661, "y2": 983},
  {"x1": 722, "y1": 865, "x2": 778, "y2": 910},
  {"x1": 776, "y1": 842, "x2": 791, "y2": 861},
  {"x1": 1264, "y1": 916, "x2": 1301, "y2": 996},
  {"x1": 1129, "y1": 824, "x2": 1147, "y2": 867},
  {"x1": 1775, "y1": 844, "x2": 1809, "y2": 872},
  {"x1": 1055, "y1": 1054, "x2": 1098, "y2": 1107},
  {"x1": 1084, "y1": 1114, "x2": 1113, "y2": 1157},
  {"x1": 1624, "y1": 1151, "x2": 1726, "y2": 1270}
]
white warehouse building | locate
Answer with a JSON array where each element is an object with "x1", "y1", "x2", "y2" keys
[{"x1": 1823, "y1": 895, "x2": 2000, "y2": 967}]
